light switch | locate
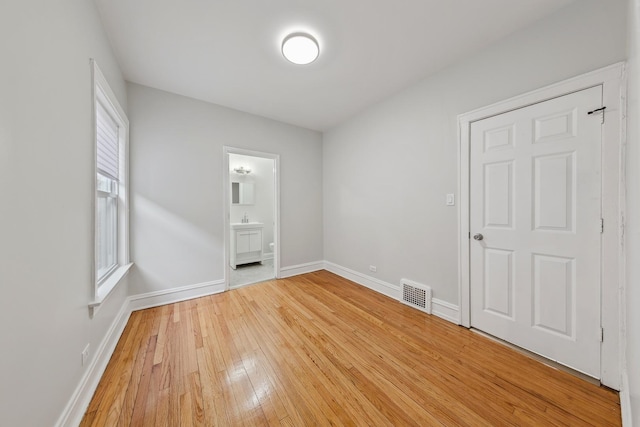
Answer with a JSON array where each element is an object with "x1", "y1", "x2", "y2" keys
[{"x1": 446, "y1": 193, "x2": 455, "y2": 206}]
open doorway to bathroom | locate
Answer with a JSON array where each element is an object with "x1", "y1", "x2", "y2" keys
[{"x1": 223, "y1": 147, "x2": 279, "y2": 290}]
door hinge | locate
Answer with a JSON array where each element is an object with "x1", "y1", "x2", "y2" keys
[
  {"x1": 600, "y1": 218, "x2": 604, "y2": 233},
  {"x1": 599, "y1": 327, "x2": 604, "y2": 342},
  {"x1": 468, "y1": 232, "x2": 471, "y2": 239}
]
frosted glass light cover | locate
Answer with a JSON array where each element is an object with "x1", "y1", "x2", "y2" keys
[{"x1": 282, "y1": 33, "x2": 319, "y2": 65}]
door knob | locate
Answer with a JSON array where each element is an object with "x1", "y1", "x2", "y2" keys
[{"x1": 473, "y1": 233, "x2": 484, "y2": 241}]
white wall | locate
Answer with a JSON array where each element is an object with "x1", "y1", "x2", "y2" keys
[
  {"x1": 230, "y1": 154, "x2": 276, "y2": 255},
  {"x1": 626, "y1": 0, "x2": 640, "y2": 423},
  {"x1": 0, "y1": 1, "x2": 129, "y2": 425},
  {"x1": 323, "y1": 0, "x2": 628, "y2": 305},
  {"x1": 127, "y1": 83, "x2": 323, "y2": 295}
]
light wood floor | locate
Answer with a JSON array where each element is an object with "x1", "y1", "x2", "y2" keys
[{"x1": 81, "y1": 271, "x2": 621, "y2": 426}]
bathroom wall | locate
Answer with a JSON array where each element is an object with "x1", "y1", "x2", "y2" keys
[{"x1": 230, "y1": 154, "x2": 276, "y2": 256}]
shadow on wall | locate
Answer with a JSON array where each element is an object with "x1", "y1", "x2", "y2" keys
[{"x1": 130, "y1": 195, "x2": 223, "y2": 294}]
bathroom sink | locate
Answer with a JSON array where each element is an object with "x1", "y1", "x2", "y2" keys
[{"x1": 231, "y1": 222, "x2": 264, "y2": 230}]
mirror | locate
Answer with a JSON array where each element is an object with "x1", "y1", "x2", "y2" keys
[{"x1": 231, "y1": 182, "x2": 255, "y2": 205}]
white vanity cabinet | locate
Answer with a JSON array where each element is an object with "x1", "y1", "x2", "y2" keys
[{"x1": 230, "y1": 223, "x2": 264, "y2": 269}]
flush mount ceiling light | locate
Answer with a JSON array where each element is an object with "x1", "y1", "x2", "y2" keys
[{"x1": 281, "y1": 32, "x2": 319, "y2": 65}]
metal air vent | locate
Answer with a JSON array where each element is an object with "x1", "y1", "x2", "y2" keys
[{"x1": 400, "y1": 279, "x2": 432, "y2": 314}]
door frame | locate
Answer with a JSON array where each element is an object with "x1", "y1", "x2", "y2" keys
[
  {"x1": 223, "y1": 146, "x2": 281, "y2": 291},
  {"x1": 457, "y1": 63, "x2": 626, "y2": 389}
]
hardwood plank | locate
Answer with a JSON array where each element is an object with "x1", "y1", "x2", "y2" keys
[
  {"x1": 79, "y1": 410, "x2": 97, "y2": 427},
  {"x1": 196, "y1": 343, "x2": 230, "y2": 426},
  {"x1": 129, "y1": 335, "x2": 158, "y2": 426},
  {"x1": 84, "y1": 313, "x2": 140, "y2": 414},
  {"x1": 117, "y1": 333, "x2": 155, "y2": 427},
  {"x1": 181, "y1": 303, "x2": 199, "y2": 375},
  {"x1": 142, "y1": 357, "x2": 165, "y2": 426},
  {"x1": 81, "y1": 271, "x2": 621, "y2": 426},
  {"x1": 191, "y1": 302, "x2": 204, "y2": 349},
  {"x1": 87, "y1": 311, "x2": 152, "y2": 426},
  {"x1": 154, "y1": 388, "x2": 170, "y2": 427},
  {"x1": 153, "y1": 305, "x2": 171, "y2": 366}
]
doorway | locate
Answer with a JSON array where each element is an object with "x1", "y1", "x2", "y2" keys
[
  {"x1": 223, "y1": 147, "x2": 280, "y2": 290},
  {"x1": 458, "y1": 63, "x2": 625, "y2": 389}
]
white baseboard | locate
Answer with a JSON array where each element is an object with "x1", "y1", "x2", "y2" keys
[
  {"x1": 324, "y1": 261, "x2": 399, "y2": 299},
  {"x1": 432, "y1": 298, "x2": 461, "y2": 324},
  {"x1": 620, "y1": 368, "x2": 633, "y2": 427},
  {"x1": 279, "y1": 260, "x2": 324, "y2": 278},
  {"x1": 57, "y1": 279, "x2": 225, "y2": 427},
  {"x1": 621, "y1": 390, "x2": 633, "y2": 427},
  {"x1": 56, "y1": 299, "x2": 132, "y2": 427},
  {"x1": 128, "y1": 279, "x2": 225, "y2": 311},
  {"x1": 324, "y1": 261, "x2": 460, "y2": 325}
]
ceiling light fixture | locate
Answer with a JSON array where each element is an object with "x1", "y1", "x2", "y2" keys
[{"x1": 281, "y1": 32, "x2": 319, "y2": 65}]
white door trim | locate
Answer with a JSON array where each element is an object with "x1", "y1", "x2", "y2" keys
[
  {"x1": 223, "y1": 146, "x2": 281, "y2": 291},
  {"x1": 457, "y1": 62, "x2": 626, "y2": 389}
]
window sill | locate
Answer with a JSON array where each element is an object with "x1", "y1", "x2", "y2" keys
[{"x1": 89, "y1": 263, "x2": 133, "y2": 316}]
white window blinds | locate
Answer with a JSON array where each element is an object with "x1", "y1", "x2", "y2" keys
[{"x1": 96, "y1": 100, "x2": 119, "y2": 180}]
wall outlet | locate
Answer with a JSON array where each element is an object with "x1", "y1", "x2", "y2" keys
[
  {"x1": 81, "y1": 344, "x2": 90, "y2": 366},
  {"x1": 369, "y1": 265, "x2": 377, "y2": 273},
  {"x1": 446, "y1": 193, "x2": 455, "y2": 206}
]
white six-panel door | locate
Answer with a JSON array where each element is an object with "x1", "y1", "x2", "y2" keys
[{"x1": 469, "y1": 86, "x2": 603, "y2": 378}]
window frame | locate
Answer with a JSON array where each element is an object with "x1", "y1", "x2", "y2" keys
[
  {"x1": 96, "y1": 172, "x2": 119, "y2": 282},
  {"x1": 90, "y1": 60, "x2": 131, "y2": 311}
]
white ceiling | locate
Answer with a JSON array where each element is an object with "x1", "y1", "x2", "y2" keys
[{"x1": 96, "y1": 0, "x2": 576, "y2": 131}]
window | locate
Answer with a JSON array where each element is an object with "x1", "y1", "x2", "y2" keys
[
  {"x1": 92, "y1": 60, "x2": 131, "y2": 306},
  {"x1": 96, "y1": 102, "x2": 119, "y2": 281}
]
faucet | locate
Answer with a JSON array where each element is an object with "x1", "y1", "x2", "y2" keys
[{"x1": 242, "y1": 212, "x2": 249, "y2": 223}]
